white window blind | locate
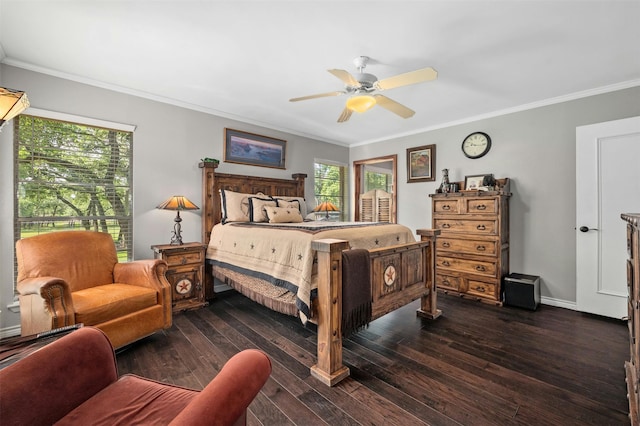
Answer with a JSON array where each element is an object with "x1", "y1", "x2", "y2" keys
[{"x1": 14, "y1": 114, "x2": 134, "y2": 277}]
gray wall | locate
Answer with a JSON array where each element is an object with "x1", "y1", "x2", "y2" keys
[
  {"x1": 350, "y1": 86, "x2": 640, "y2": 306},
  {"x1": 0, "y1": 64, "x2": 348, "y2": 334},
  {"x1": 2, "y1": 63, "x2": 639, "y2": 334}
]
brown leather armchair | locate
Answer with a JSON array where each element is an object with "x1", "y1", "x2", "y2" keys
[
  {"x1": 16, "y1": 231, "x2": 172, "y2": 349},
  {"x1": 0, "y1": 327, "x2": 272, "y2": 425}
]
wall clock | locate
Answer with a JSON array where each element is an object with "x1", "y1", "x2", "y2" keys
[{"x1": 461, "y1": 132, "x2": 491, "y2": 159}]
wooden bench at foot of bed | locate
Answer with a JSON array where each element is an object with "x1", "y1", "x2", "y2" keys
[{"x1": 311, "y1": 229, "x2": 441, "y2": 386}]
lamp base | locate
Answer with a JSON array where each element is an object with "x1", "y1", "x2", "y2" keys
[{"x1": 170, "y1": 212, "x2": 184, "y2": 245}]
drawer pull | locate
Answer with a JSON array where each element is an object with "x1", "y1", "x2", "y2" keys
[
  {"x1": 181, "y1": 257, "x2": 187, "y2": 265},
  {"x1": 442, "y1": 205, "x2": 451, "y2": 210},
  {"x1": 476, "y1": 245, "x2": 486, "y2": 252},
  {"x1": 442, "y1": 223, "x2": 451, "y2": 229},
  {"x1": 443, "y1": 279, "x2": 450, "y2": 285},
  {"x1": 474, "y1": 286, "x2": 486, "y2": 292},
  {"x1": 475, "y1": 265, "x2": 486, "y2": 272},
  {"x1": 476, "y1": 204, "x2": 487, "y2": 210},
  {"x1": 442, "y1": 260, "x2": 451, "y2": 267},
  {"x1": 477, "y1": 225, "x2": 486, "y2": 231},
  {"x1": 442, "y1": 242, "x2": 451, "y2": 248}
]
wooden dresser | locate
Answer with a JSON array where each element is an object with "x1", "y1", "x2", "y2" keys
[
  {"x1": 623, "y1": 213, "x2": 640, "y2": 425},
  {"x1": 429, "y1": 178, "x2": 511, "y2": 304}
]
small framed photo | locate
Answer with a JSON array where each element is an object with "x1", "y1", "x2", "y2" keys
[
  {"x1": 224, "y1": 128, "x2": 286, "y2": 169},
  {"x1": 464, "y1": 174, "x2": 492, "y2": 190},
  {"x1": 406, "y1": 144, "x2": 436, "y2": 183}
]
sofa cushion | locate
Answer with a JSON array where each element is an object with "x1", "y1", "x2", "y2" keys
[
  {"x1": 56, "y1": 375, "x2": 197, "y2": 426},
  {"x1": 73, "y1": 284, "x2": 158, "y2": 325}
]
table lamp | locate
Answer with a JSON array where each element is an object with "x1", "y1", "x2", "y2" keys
[
  {"x1": 313, "y1": 201, "x2": 339, "y2": 220},
  {"x1": 156, "y1": 195, "x2": 199, "y2": 245}
]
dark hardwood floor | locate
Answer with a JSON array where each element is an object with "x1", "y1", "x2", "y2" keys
[{"x1": 117, "y1": 291, "x2": 630, "y2": 425}]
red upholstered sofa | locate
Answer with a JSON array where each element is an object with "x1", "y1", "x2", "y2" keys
[{"x1": 0, "y1": 327, "x2": 271, "y2": 425}]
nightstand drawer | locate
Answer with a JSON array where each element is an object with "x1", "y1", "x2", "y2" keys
[
  {"x1": 437, "y1": 238, "x2": 497, "y2": 256},
  {"x1": 163, "y1": 250, "x2": 204, "y2": 267},
  {"x1": 434, "y1": 218, "x2": 498, "y2": 235},
  {"x1": 437, "y1": 255, "x2": 497, "y2": 278}
]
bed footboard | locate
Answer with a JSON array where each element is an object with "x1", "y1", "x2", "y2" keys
[{"x1": 310, "y1": 229, "x2": 441, "y2": 386}]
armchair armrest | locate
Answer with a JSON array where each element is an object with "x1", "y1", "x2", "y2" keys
[
  {"x1": 17, "y1": 277, "x2": 75, "y2": 333},
  {"x1": 168, "y1": 349, "x2": 271, "y2": 425},
  {"x1": 114, "y1": 260, "x2": 172, "y2": 327},
  {"x1": 0, "y1": 327, "x2": 117, "y2": 426}
]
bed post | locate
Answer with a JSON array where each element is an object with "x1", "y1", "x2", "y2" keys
[
  {"x1": 416, "y1": 229, "x2": 442, "y2": 319},
  {"x1": 199, "y1": 162, "x2": 218, "y2": 300},
  {"x1": 310, "y1": 238, "x2": 350, "y2": 386}
]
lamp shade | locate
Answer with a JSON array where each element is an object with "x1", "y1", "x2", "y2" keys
[
  {"x1": 346, "y1": 95, "x2": 376, "y2": 113},
  {"x1": 313, "y1": 201, "x2": 339, "y2": 213},
  {"x1": 0, "y1": 87, "x2": 30, "y2": 130},
  {"x1": 156, "y1": 196, "x2": 199, "y2": 211}
]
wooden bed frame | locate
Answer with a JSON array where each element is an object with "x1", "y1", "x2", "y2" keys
[{"x1": 199, "y1": 162, "x2": 441, "y2": 386}]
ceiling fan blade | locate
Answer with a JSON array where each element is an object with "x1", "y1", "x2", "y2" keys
[
  {"x1": 374, "y1": 67, "x2": 437, "y2": 91},
  {"x1": 289, "y1": 91, "x2": 345, "y2": 102},
  {"x1": 373, "y1": 95, "x2": 415, "y2": 118},
  {"x1": 328, "y1": 69, "x2": 361, "y2": 88},
  {"x1": 337, "y1": 107, "x2": 353, "y2": 123}
]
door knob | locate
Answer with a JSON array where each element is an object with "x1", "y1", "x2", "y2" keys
[{"x1": 579, "y1": 226, "x2": 598, "y2": 232}]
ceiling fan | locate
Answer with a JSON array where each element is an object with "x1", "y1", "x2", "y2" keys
[{"x1": 289, "y1": 56, "x2": 437, "y2": 123}]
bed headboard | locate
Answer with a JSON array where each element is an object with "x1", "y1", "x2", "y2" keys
[{"x1": 199, "y1": 162, "x2": 307, "y2": 245}]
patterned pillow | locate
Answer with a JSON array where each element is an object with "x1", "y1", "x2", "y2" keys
[
  {"x1": 264, "y1": 206, "x2": 304, "y2": 223},
  {"x1": 220, "y1": 190, "x2": 257, "y2": 223},
  {"x1": 249, "y1": 197, "x2": 277, "y2": 222}
]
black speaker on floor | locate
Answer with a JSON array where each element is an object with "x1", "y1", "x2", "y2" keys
[{"x1": 503, "y1": 273, "x2": 540, "y2": 310}]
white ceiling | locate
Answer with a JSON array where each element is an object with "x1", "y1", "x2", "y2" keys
[{"x1": 1, "y1": 1, "x2": 639, "y2": 146}]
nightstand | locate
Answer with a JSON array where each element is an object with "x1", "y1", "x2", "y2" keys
[{"x1": 151, "y1": 242, "x2": 207, "y2": 313}]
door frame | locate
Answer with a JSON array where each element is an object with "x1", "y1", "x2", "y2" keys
[{"x1": 353, "y1": 155, "x2": 397, "y2": 223}]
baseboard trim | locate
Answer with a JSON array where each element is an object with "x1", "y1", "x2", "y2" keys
[
  {"x1": 0, "y1": 325, "x2": 21, "y2": 340},
  {"x1": 541, "y1": 296, "x2": 577, "y2": 311}
]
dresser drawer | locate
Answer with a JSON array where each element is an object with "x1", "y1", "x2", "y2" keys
[
  {"x1": 433, "y1": 199, "x2": 460, "y2": 214},
  {"x1": 467, "y1": 279, "x2": 497, "y2": 299},
  {"x1": 434, "y1": 218, "x2": 498, "y2": 235},
  {"x1": 437, "y1": 255, "x2": 497, "y2": 278},
  {"x1": 436, "y1": 274, "x2": 460, "y2": 292},
  {"x1": 163, "y1": 249, "x2": 204, "y2": 267},
  {"x1": 463, "y1": 198, "x2": 497, "y2": 214},
  {"x1": 437, "y1": 238, "x2": 497, "y2": 256}
]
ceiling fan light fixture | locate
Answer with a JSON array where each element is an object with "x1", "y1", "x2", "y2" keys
[{"x1": 346, "y1": 95, "x2": 376, "y2": 113}]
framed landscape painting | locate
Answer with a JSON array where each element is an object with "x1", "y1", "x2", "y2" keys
[
  {"x1": 224, "y1": 128, "x2": 286, "y2": 169},
  {"x1": 406, "y1": 144, "x2": 436, "y2": 182}
]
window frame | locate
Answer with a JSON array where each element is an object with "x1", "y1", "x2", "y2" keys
[{"x1": 313, "y1": 159, "x2": 348, "y2": 221}]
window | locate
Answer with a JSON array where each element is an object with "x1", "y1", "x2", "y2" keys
[
  {"x1": 313, "y1": 160, "x2": 347, "y2": 221},
  {"x1": 364, "y1": 164, "x2": 393, "y2": 193},
  {"x1": 14, "y1": 113, "x2": 134, "y2": 269}
]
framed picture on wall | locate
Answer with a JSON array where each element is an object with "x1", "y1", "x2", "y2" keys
[
  {"x1": 406, "y1": 144, "x2": 436, "y2": 182},
  {"x1": 224, "y1": 128, "x2": 286, "y2": 169}
]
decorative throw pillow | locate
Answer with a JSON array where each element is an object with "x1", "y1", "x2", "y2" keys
[
  {"x1": 249, "y1": 197, "x2": 277, "y2": 222},
  {"x1": 273, "y1": 196, "x2": 307, "y2": 217},
  {"x1": 220, "y1": 190, "x2": 254, "y2": 223},
  {"x1": 275, "y1": 199, "x2": 300, "y2": 213},
  {"x1": 264, "y1": 206, "x2": 304, "y2": 223}
]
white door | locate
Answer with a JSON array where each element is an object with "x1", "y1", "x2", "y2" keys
[{"x1": 576, "y1": 116, "x2": 640, "y2": 318}]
